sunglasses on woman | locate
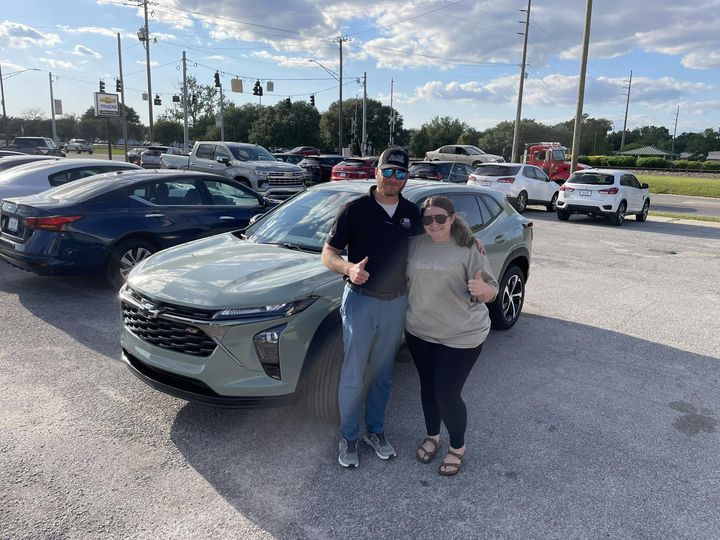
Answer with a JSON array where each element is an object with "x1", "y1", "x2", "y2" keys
[
  {"x1": 421, "y1": 214, "x2": 451, "y2": 226},
  {"x1": 381, "y1": 168, "x2": 408, "y2": 180}
]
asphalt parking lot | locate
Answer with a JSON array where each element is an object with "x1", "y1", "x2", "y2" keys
[{"x1": 1, "y1": 211, "x2": 719, "y2": 539}]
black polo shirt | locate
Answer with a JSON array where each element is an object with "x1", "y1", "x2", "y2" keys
[{"x1": 327, "y1": 186, "x2": 422, "y2": 295}]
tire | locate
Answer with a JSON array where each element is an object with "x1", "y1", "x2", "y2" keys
[
  {"x1": 557, "y1": 209, "x2": 570, "y2": 220},
  {"x1": 76, "y1": 149, "x2": 81, "y2": 154},
  {"x1": 514, "y1": 191, "x2": 528, "y2": 213},
  {"x1": 302, "y1": 325, "x2": 343, "y2": 423},
  {"x1": 489, "y1": 265, "x2": 525, "y2": 330},
  {"x1": 546, "y1": 192, "x2": 558, "y2": 212},
  {"x1": 636, "y1": 200, "x2": 649, "y2": 222},
  {"x1": 106, "y1": 239, "x2": 157, "y2": 289},
  {"x1": 611, "y1": 201, "x2": 626, "y2": 226}
]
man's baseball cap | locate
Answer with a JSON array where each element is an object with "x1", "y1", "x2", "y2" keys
[{"x1": 378, "y1": 147, "x2": 409, "y2": 172}]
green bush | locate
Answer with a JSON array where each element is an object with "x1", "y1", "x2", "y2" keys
[
  {"x1": 579, "y1": 155, "x2": 637, "y2": 168},
  {"x1": 672, "y1": 160, "x2": 702, "y2": 170},
  {"x1": 605, "y1": 155, "x2": 637, "y2": 167},
  {"x1": 701, "y1": 161, "x2": 720, "y2": 171},
  {"x1": 636, "y1": 157, "x2": 671, "y2": 168}
]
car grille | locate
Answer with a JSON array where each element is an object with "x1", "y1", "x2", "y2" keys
[
  {"x1": 267, "y1": 172, "x2": 304, "y2": 186},
  {"x1": 124, "y1": 288, "x2": 216, "y2": 321}
]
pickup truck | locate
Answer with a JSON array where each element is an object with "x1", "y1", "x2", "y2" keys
[
  {"x1": 9, "y1": 137, "x2": 65, "y2": 157},
  {"x1": 161, "y1": 141, "x2": 305, "y2": 199}
]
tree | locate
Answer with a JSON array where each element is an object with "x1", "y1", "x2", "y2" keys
[
  {"x1": 408, "y1": 116, "x2": 468, "y2": 157},
  {"x1": 164, "y1": 76, "x2": 220, "y2": 127},
  {"x1": 320, "y1": 98, "x2": 403, "y2": 154},
  {"x1": 153, "y1": 119, "x2": 183, "y2": 145},
  {"x1": 249, "y1": 101, "x2": 321, "y2": 148}
]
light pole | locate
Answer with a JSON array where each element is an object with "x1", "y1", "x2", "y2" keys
[
  {"x1": 309, "y1": 59, "x2": 342, "y2": 152},
  {"x1": 0, "y1": 66, "x2": 41, "y2": 146},
  {"x1": 137, "y1": 1, "x2": 153, "y2": 143}
]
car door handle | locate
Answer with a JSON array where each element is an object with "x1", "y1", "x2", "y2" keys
[
  {"x1": 145, "y1": 213, "x2": 164, "y2": 218},
  {"x1": 494, "y1": 234, "x2": 506, "y2": 243},
  {"x1": 218, "y1": 216, "x2": 236, "y2": 221}
]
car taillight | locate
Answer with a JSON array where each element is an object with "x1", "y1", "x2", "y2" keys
[
  {"x1": 522, "y1": 220, "x2": 533, "y2": 240},
  {"x1": 24, "y1": 216, "x2": 82, "y2": 232},
  {"x1": 497, "y1": 177, "x2": 515, "y2": 183},
  {"x1": 560, "y1": 185, "x2": 574, "y2": 191},
  {"x1": 598, "y1": 187, "x2": 619, "y2": 194}
]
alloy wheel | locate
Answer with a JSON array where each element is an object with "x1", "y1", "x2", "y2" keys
[
  {"x1": 502, "y1": 274, "x2": 524, "y2": 323},
  {"x1": 119, "y1": 246, "x2": 154, "y2": 278}
]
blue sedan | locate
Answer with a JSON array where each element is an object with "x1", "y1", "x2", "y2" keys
[{"x1": 0, "y1": 169, "x2": 275, "y2": 287}]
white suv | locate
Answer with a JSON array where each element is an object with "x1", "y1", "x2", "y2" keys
[
  {"x1": 64, "y1": 139, "x2": 94, "y2": 154},
  {"x1": 556, "y1": 169, "x2": 650, "y2": 226},
  {"x1": 468, "y1": 163, "x2": 559, "y2": 213}
]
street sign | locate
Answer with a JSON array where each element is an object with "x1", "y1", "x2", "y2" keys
[
  {"x1": 53, "y1": 99, "x2": 63, "y2": 115},
  {"x1": 94, "y1": 92, "x2": 120, "y2": 117}
]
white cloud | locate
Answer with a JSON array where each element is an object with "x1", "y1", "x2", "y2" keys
[
  {"x1": 252, "y1": 50, "x2": 322, "y2": 69},
  {"x1": 72, "y1": 45, "x2": 101, "y2": 58},
  {"x1": 206, "y1": 55, "x2": 226, "y2": 61},
  {"x1": 136, "y1": 60, "x2": 160, "y2": 67},
  {"x1": 38, "y1": 58, "x2": 78, "y2": 71},
  {"x1": 0, "y1": 21, "x2": 60, "y2": 49}
]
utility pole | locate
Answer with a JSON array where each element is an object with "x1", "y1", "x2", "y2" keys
[
  {"x1": 182, "y1": 51, "x2": 189, "y2": 152},
  {"x1": 362, "y1": 72, "x2": 367, "y2": 156},
  {"x1": 334, "y1": 36, "x2": 349, "y2": 154},
  {"x1": 570, "y1": 0, "x2": 593, "y2": 173},
  {"x1": 49, "y1": 72, "x2": 57, "y2": 142},
  {"x1": 620, "y1": 70, "x2": 633, "y2": 151},
  {"x1": 117, "y1": 33, "x2": 128, "y2": 161},
  {"x1": 671, "y1": 105, "x2": 680, "y2": 157},
  {"x1": 389, "y1": 78, "x2": 395, "y2": 147},
  {"x1": 0, "y1": 64, "x2": 7, "y2": 147},
  {"x1": 142, "y1": 0, "x2": 154, "y2": 143},
  {"x1": 219, "y1": 84, "x2": 225, "y2": 141},
  {"x1": 511, "y1": 0, "x2": 531, "y2": 163}
]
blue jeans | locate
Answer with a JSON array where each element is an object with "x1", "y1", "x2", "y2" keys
[{"x1": 338, "y1": 286, "x2": 408, "y2": 441}]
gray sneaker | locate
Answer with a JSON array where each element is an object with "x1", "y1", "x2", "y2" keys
[
  {"x1": 338, "y1": 438, "x2": 359, "y2": 468},
  {"x1": 363, "y1": 432, "x2": 397, "y2": 460}
]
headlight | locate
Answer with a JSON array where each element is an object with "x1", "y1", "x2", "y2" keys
[
  {"x1": 212, "y1": 297, "x2": 318, "y2": 321},
  {"x1": 254, "y1": 168, "x2": 269, "y2": 176},
  {"x1": 259, "y1": 182, "x2": 269, "y2": 190}
]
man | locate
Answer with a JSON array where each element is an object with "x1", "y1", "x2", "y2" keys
[{"x1": 322, "y1": 147, "x2": 421, "y2": 468}]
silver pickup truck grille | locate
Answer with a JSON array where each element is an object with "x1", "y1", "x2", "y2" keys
[{"x1": 266, "y1": 171, "x2": 304, "y2": 186}]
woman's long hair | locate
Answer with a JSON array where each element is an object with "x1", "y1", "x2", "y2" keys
[{"x1": 420, "y1": 196, "x2": 475, "y2": 248}]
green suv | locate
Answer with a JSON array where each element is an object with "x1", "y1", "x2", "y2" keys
[{"x1": 120, "y1": 180, "x2": 532, "y2": 421}]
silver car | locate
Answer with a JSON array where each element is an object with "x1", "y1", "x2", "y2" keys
[{"x1": 120, "y1": 180, "x2": 533, "y2": 422}]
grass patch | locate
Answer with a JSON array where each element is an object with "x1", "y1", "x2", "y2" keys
[
  {"x1": 638, "y1": 174, "x2": 720, "y2": 198},
  {"x1": 650, "y1": 211, "x2": 720, "y2": 223}
]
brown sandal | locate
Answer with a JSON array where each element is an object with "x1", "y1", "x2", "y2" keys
[
  {"x1": 438, "y1": 449, "x2": 465, "y2": 476},
  {"x1": 415, "y1": 437, "x2": 441, "y2": 464}
]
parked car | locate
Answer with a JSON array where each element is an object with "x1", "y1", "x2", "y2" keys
[
  {"x1": 10, "y1": 137, "x2": 65, "y2": 157},
  {"x1": 64, "y1": 139, "x2": 94, "y2": 154},
  {"x1": 161, "y1": 141, "x2": 305, "y2": 200},
  {"x1": 141, "y1": 146, "x2": 184, "y2": 169},
  {"x1": 408, "y1": 161, "x2": 474, "y2": 183},
  {"x1": 468, "y1": 163, "x2": 560, "y2": 213},
  {"x1": 330, "y1": 157, "x2": 378, "y2": 181},
  {"x1": 0, "y1": 159, "x2": 140, "y2": 201},
  {"x1": 425, "y1": 145, "x2": 504, "y2": 167},
  {"x1": 119, "y1": 180, "x2": 532, "y2": 422},
  {"x1": 0, "y1": 170, "x2": 276, "y2": 287},
  {"x1": 556, "y1": 169, "x2": 650, "y2": 226},
  {"x1": 0, "y1": 155, "x2": 62, "y2": 174},
  {"x1": 288, "y1": 146, "x2": 321, "y2": 156},
  {"x1": 298, "y1": 155, "x2": 345, "y2": 185},
  {"x1": 127, "y1": 148, "x2": 143, "y2": 165},
  {"x1": 273, "y1": 153, "x2": 305, "y2": 165}
]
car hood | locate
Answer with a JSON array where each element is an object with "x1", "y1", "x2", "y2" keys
[
  {"x1": 127, "y1": 233, "x2": 339, "y2": 309},
  {"x1": 242, "y1": 161, "x2": 302, "y2": 172}
]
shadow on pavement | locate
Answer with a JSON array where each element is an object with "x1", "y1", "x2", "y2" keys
[{"x1": 168, "y1": 314, "x2": 720, "y2": 539}]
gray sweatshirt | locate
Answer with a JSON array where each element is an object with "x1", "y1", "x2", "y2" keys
[{"x1": 406, "y1": 234, "x2": 499, "y2": 348}]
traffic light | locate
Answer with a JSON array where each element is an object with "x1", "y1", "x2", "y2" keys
[
  {"x1": 214, "y1": 71, "x2": 221, "y2": 87},
  {"x1": 191, "y1": 94, "x2": 197, "y2": 105},
  {"x1": 99, "y1": 79, "x2": 105, "y2": 92},
  {"x1": 253, "y1": 80, "x2": 263, "y2": 96},
  {"x1": 115, "y1": 78, "x2": 122, "y2": 93},
  {"x1": 153, "y1": 94, "x2": 161, "y2": 106},
  {"x1": 285, "y1": 97, "x2": 291, "y2": 106},
  {"x1": 310, "y1": 94, "x2": 315, "y2": 107}
]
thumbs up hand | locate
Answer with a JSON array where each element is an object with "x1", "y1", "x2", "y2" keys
[
  {"x1": 348, "y1": 256, "x2": 370, "y2": 285},
  {"x1": 468, "y1": 270, "x2": 488, "y2": 298}
]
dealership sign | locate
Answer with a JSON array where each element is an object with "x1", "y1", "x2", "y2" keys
[{"x1": 94, "y1": 92, "x2": 120, "y2": 117}]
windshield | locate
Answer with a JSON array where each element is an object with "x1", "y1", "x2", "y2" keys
[
  {"x1": 230, "y1": 145, "x2": 276, "y2": 162},
  {"x1": 473, "y1": 164, "x2": 521, "y2": 176},
  {"x1": 568, "y1": 172, "x2": 614, "y2": 185},
  {"x1": 246, "y1": 188, "x2": 363, "y2": 251},
  {"x1": 465, "y1": 146, "x2": 485, "y2": 155},
  {"x1": 409, "y1": 163, "x2": 451, "y2": 178}
]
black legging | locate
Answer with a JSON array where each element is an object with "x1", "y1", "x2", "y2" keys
[{"x1": 405, "y1": 331, "x2": 483, "y2": 449}]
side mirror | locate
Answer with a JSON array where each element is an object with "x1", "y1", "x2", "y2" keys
[
  {"x1": 641, "y1": 183, "x2": 649, "y2": 189},
  {"x1": 216, "y1": 156, "x2": 231, "y2": 166},
  {"x1": 249, "y1": 213, "x2": 265, "y2": 225},
  {"x1": 276, "y1": 157, "x2": 283, "y2": 161}
]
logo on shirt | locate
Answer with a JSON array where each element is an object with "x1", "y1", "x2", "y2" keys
[{"x1": 400, "y1": 217, "x2": 411, "y2": 229}]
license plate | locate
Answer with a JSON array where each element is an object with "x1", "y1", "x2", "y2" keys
[
  {"x1": 481, "y1": 180, "x2": 491, "y2": 187},
  {"x1": 580, "y1": 190, "x2": 592, "y2": 196},
  {"x1": 7, "y1": 217, "x2": 18, "y2": 232},
  {"x1": 338, "y1": 172, "x2": 346, "y2": 177}
]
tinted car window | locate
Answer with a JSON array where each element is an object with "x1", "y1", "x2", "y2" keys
[
  {"x1": 474, "y1": 165, "x2": 521, "y2": 176},
  {"x1": 523, "y1": 166, "x2": 537, "y2": 179},
  {"x1": 568, "y1": 173, "x2": 614, "y2": 185},
  {"x1": 48, "y1": 166, "x2": 108, "y2": 186},
  {"x1": 445, "y1": 194, "x2": 484, "y2": 232},
  {"x1": 132, "y1": 180, "x2": 203, "y2": 206},
  {"x1": 214, "y1": 146, "x2": 232, "y2": 160},
  {"x1": 195, "y1": 144, "x2": 214, "y2": 159},
  {"x1": 202, "y1": 180, "x2": 260, "y2": 207},
  {"x1": 479, "y1": 193, "x2": 503, "y2": 219},
  {"x1": 230, "y1": 145, "x2": 275, "y2": 161}
]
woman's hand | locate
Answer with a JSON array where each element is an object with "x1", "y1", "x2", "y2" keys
[{"x1": 468, "y1": 271, "x2": 492, "y2": 302}]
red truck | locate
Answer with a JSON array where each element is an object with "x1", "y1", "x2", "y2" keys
[{"x1": 523, "y1": 142, "x2": 587, "y2": 185}]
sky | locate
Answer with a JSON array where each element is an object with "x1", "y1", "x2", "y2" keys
[{"x1": 2, "y1": 0, "x2": 720, "y2": 138}]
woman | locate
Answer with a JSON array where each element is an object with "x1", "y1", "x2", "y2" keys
[{"x1": 405, "y1": 196, "x2": 498, "y2": 476}]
